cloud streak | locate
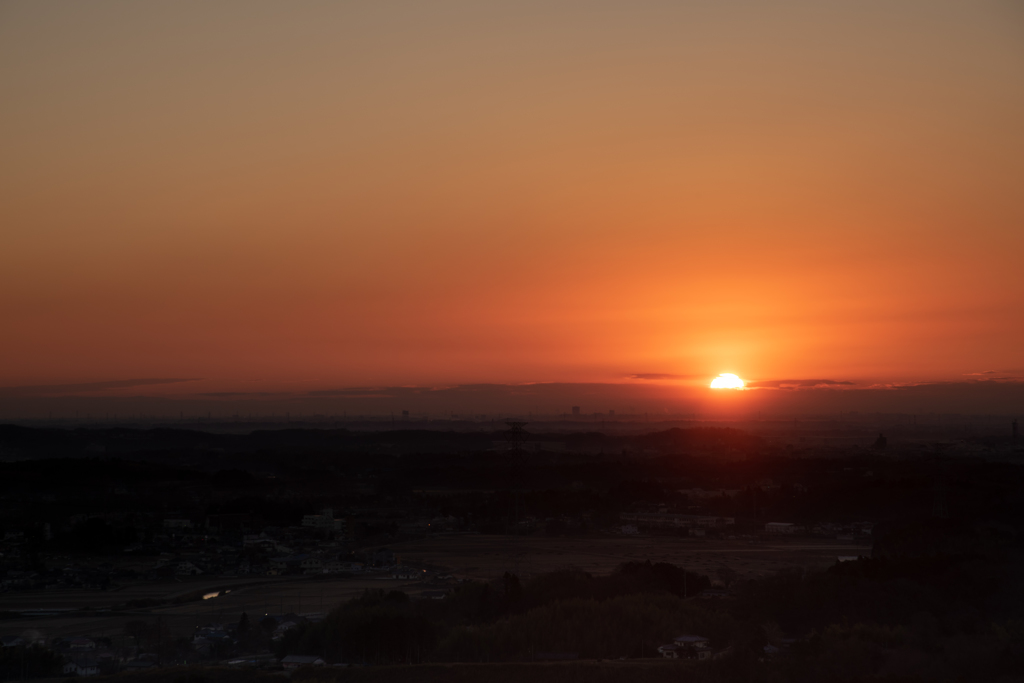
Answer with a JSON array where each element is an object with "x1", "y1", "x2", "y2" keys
[
  {"x1": 745, "y1": 379, "x2": 856, "y2": 389},
  {"x1": 0, "y1": 378, "x2": 200, "y2": 397},
  {"x1": 3, "y1": 380, "x2": 1024, "y2": 418},
  {"x1": 628, "y1": 373, "x2": 698, "y2": 381}
]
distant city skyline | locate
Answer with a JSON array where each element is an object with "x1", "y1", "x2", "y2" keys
[{"x1": 2, "y1": 377, "x2": 1024, "y2": 419}]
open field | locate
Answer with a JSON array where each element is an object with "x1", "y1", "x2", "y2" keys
[
  {"x1": 73, "y1": 661, "x2": 714, "y2": 683},
  {"x1": 389, "y1": 533, "x2": 871, "y2": 581},
  {"x1": 0, "y1": 575, "x2": 295, "y2": 612},
  {"x1": 0, "y1": 576, "x2": 424, "y2": 639},
  {"x1": 0, "y1": 535, "x2": 868, "y2": 641}
]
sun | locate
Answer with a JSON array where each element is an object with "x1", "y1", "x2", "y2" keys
[{"x1": 710, "y1": 373, "x2": 745, "y2": 389}]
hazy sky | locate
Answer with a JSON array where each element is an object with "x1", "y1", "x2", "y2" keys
[{"x1": 2, "y1": 0, "x2": 1023, "y2": 397}]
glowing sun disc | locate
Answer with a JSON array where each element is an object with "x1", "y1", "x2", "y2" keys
[{"x1": 710, "y1": 373, "x2": 744, "y2": 389}]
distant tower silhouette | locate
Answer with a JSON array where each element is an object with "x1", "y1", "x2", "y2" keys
[
  {"x1": 504, "y1": 421, "x2": 529, "y2": 542},
  {"x1": 872, "y1": 433, "x2": 887, "y2": 450},
  {"x1": 571, "y1": 406, "x2": 580, "y2": 416},
  {"x1": 1013, "y1": 419, "x2": 1019, "y2": 443},
  {"x1": 505, "y1": 421, "x2": 528, "y2": 455}
]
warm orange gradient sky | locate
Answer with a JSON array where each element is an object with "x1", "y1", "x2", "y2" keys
[{"x1": 2, "y1": 0, "x2": 1023, "y2": 397}]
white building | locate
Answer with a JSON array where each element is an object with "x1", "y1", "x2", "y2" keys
[
  {"x1": 63, "y1": 657, "x2": 100, "y2": 676},
  {"x1": 176, "y1": 561, "x2": 204, "y2": 575},
  {"x1": 325, "y1": 560, "x2": 364, "y2": 573},
  {"x1": 302, "y1": 508, "x2": 346, "y2": 532},
  {"x1": 765, "y1": 522, "x2": 797, "y2": 535},
  {"x1": 301, "y1": 557, "x2": 324, "y2": 572}
]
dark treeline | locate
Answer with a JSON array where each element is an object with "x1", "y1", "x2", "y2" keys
[
  {"x1": 3, "y1": 423, "x2": 1023, "y2": 682},
  {"x1": 3, "y1": 423, "x2": 1024, "y2": 556},
  {"x1": 271, "y1": 544, "x2": 1024, "y2": 681},
  {"x1": 275, "y1": 562, "x2": 715, "y2": 664},
  {"x1": 0, "y1": 645, "x2": 64, "y2": 681},
  {"x1": 0, "y1": 425, "x2": 759, "y2": 463}
]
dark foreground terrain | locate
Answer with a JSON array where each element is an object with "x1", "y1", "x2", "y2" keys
[{"x1": 1, "y1": 423, "x2": 1023, "y2": 682}]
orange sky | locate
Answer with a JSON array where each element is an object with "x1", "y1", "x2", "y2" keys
[{"x1": 2, "y1": 0, "x2": 1023, "y2": 396}]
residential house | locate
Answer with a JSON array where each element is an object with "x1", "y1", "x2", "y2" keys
[
  {"x1": 300, "y1": 557, "x2": 324, "y2": 573},
  {"x1": 68, "y1": 637, "x2": 96, "y2": 651},
  {"x1": 392, "y1": 568, "x2": 420, "y2": 580},
  {"x1": 192, "y1": 626, "x2": 232, "y2": 654},
  {"x1": 271, "y1": 614, "x2": 309, "y2": 640},
  {"x1": 243, "y1": 534, "x2": 276, "y2": 550},
  {"x1": 325, "y1": 560, "x2": 363, "y2": 573},
  {"x1": 63, "y1": 656, "x2": 100, "y2": 676},
  {"x1": 176, "y1": 561, "x2": 204, "y2": 576}
]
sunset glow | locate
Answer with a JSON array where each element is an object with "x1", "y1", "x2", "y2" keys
[
  {"x1": 2, "y1": 6, "x2": 1021, "y2": 676},
  {"x1": 710, "y1": 374, "x2": 745, "y2": 390},
  {"x1": 0, "y1": 1, "x2": 1022, "y2": 414}
]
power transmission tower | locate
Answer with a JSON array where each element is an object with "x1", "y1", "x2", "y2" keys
[
  {"x1": 503, "y1": 422, "x2": 529, "y2": 573},
  {"x1": 505, "y1": 421, "x2": 528, "y2": 456}
]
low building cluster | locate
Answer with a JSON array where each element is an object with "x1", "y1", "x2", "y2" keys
[
  {"x1": 620, "y1": 512, "x2": 736, "y2": 529},
  {"x1": 1, "y1": 504, "x2": 462, "y2": 595},
  {"x1": 657, "y1": 635, "x2": 713, "y2": 660}
]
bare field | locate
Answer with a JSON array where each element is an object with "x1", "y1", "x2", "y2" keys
[
  {"x1": 0, "y1": 576, "x2": 424, "y2": 640},
  {"x1": 388, "y1": 533, "x2": 871, "y2": 581}
]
